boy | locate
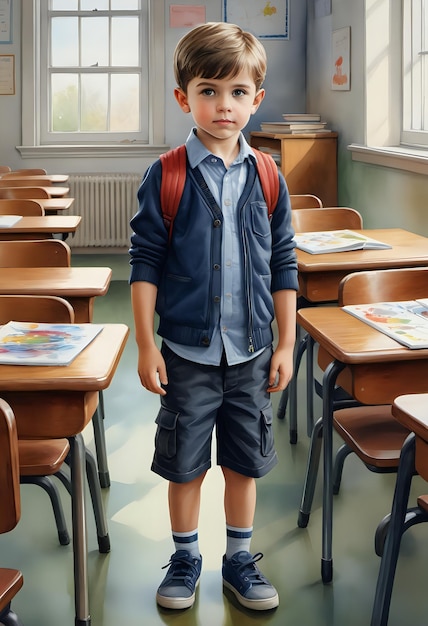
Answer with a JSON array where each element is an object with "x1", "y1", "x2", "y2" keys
[{"x1": 129, "y1": 21, "x2": 298, "y2": 612}]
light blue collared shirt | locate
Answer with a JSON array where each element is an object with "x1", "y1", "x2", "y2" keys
[{"x1": 165, "y1": 129, "x2": 264, "y2": 366}]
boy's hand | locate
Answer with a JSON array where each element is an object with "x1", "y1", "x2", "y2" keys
[
  {"x1": 267, "y1": 346, "x2": 293, "y2": 393},
  {"x1": 137, "y1": 344, "x2": 168, "y2": 395}
]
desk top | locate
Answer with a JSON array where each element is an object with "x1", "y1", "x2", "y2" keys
[
  {"x1": 0, "y1": 323, "x2": 129, "y2": 392},
  {"x1": 0, "y1": 174, "x2": 69, "y2": 184},
  {"x1": 37, "y1": 198, "x2": 75, "y2": 213},
  {"x1": 0, "y1": 215, "x2": 80, "y2": 234},
  {"x1": 296, "y1": 228, "x2": 428, "y2": 302},
  {"x1": 297, "y1": 306, "x2": 428, "y2": 364},
  {"x1": 0, "y1": 266, "x2": 112, "y2": 297},
  {"x1": 0, "y1": 186, "x2": 70, "y2": 198},
  {"x1": 250, "y1": 131, "x2": 338, "y2": 140}
]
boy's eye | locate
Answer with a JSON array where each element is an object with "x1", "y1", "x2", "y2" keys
[
  {"x1": 201, "y1": 88, "x2": 215, "y2": 96},
  {"x1": 232, "y1": 89, "x2": 246, "y2": 97}
]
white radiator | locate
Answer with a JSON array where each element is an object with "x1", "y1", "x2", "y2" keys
[{"x1": 67, "y1": 173, "x2": 141, "y2": 248}]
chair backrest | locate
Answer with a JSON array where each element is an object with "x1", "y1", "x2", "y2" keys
[
  {"x1": 0, "y1": 295, "x2": 74, "y2": 324},
  {"x1": 0, "y1": 199, "x2": 45, "y2": 216},
  {"x1": 0, "y1": 187, "x2": 51, "y2": 199},
  {"x1": 339, "y1": 267, "x2": 428, "y2": 306},
  {"x1": 3, "y1": 168, "x2": 48, "y2": 176},
  {"x1": 290, "y1": 194, "x2": 323, "y2": 209},
  {"x1": 0, "y1": 398, "x2": 21, "y2": 533},
  {"x1": 292, "y1": 207, "x2": 363, "y2": 232},
  {"x1": 0, "y1": 178, "x2": 52, "y2": 188},
  {"x1": 0, "y1": 239, "x2": 71, "y2": 268}
]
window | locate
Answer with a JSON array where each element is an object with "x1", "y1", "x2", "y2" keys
[
  {"x1": 402, "y1": 0, "x2": 428, "y2": 147},
  {"x1": 20, "y1": 0, "x2": 165, "y2": 157}
]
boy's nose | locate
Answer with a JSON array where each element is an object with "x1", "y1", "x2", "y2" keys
[{"x1": 217, "y1": 98, "x2": 232, "y2": 112}]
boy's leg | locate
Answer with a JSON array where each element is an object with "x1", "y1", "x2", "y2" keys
[
  {"x1": 156, "y1": 474, "x2": 205, "y2": 610},
  {"x1": 222, "y1": 467, "x2": 279, "y2": 611}
]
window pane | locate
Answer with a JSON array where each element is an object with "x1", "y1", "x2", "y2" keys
[
  {"x1": 111, "y1": 74, "x2": 140, "y2": 131},
  {"x1": 51, "y1": 0, "x2": 78, "y2": 10},
  {"x1": 51, "y1": 74, "x2": 79, "y2": 131},
  {"x1": 80, "y1": 1, "x2": 108, "y2": 10},
  {"x1": 81, "y1": 17, "x2": 109, "y2": 67},
  {"x1": 81, "y1": 74, "x2": 108, "y2": 131},
  {"x1": 112, "y1": 18, "x2": 139, "y2": 66},
  {"x1": 51, "y1": 18, "x2": 79, "y2": 67},
  {"x1": 111, "y1": 1, "x2": 140, "y2": 8}
]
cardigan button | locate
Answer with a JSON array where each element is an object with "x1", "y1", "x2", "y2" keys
[
  {"x1": 213, "y1": 219, "x2": 221, "y2": 227},
  {"x1": 213, "y1": 264, "x2": 220, "y2": 270},
  {"x1": 201, "y1": 336, "x2": 210, "y2": 346}
]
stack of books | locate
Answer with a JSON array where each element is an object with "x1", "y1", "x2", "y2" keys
[{"x1": 260, "y1": 113, "x2": 331, "y2": 134}]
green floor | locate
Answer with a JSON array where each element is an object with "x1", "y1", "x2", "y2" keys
[{"x1": 1, "y1": 254, "x2": 428, "y2": 626}]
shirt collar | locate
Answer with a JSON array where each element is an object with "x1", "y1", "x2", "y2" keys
[{"x1": 185, "y1": 127, "x2": 255, "y2": 169}]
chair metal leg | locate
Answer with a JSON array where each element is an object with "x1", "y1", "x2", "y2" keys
[
  {"x1": 68, "y1": 434, "x2": 91, "y2": 626},
  {"x1": 332, "y1": 443, "x2": 353, "y2": 495},
  {"x1": 306, "y1": 334, "x2": 315, "y2": 437},
  {"x1": 92, "y1": 391, "x2": 110, "y2": 488},
  {"x1": 20, "y1": 475, "x2": 70, "y2": 545},
  {"x1": 85, "y1": 449, "x2": 110, "y2": 554},
  {"x1": 375, "y1": 505, "x2": 428, "y2": 557},
  {"x1": 298, "y1": 416, "x2": 323, "y2": 528},
  {"x1": 370, "y1": 434, "x2": 416, "y2": 626},
  {"x1": 0, "y1": 605, "x2": 24, "y2": 626},
  {"x1": 288, "y1": 333, "x2": 309, "y2": 443}
]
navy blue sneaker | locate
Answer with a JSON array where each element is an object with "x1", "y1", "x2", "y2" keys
[
  {"x1": 222, "y1": 551, "x2": 279, "y2": 611},
  {"x1": 156, "y1": 550, "x2": 202, "y2": 609}
]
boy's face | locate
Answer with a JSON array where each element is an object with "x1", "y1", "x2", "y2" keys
[{"x1": 174, "y1": 70, "x2": 264, "y2": 145}]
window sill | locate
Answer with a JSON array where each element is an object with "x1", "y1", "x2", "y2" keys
[
  {"x1": 16, "y1": 143, "x2": 169, "y2": 159},
  {"x1": 348, "y1": 144, "x2": 428, "y2": 176}
]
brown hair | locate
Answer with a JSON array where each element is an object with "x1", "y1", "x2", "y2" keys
[{"x1": 173, "y1": 22, "x2": 267, "y2": 93}]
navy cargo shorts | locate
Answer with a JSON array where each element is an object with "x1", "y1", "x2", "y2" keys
[{"x1": 151, "y1": 342, "x2": 278, "y2": 483}]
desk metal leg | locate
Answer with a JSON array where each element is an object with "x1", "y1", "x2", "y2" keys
[
  {"x1": 322, "y1": 359, "x2": 345, "y2": 584},
  {"x1": 92, "y1": 391, "x2": 110, "y2": 488},
  {"x1": 306, "y1": 335, "x2": 315, "y2": 437},
  {"x1": 69, "y1": 434, "x2": 91, "y2": 626},
  {"x1": 370, "y1": 434, "x2": 415, "y2": 626}
]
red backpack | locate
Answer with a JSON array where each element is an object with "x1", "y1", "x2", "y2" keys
[{"x1": 159, "y1": 144, "x2": 279, "y2": 241}]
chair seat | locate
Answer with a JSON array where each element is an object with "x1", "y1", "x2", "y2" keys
[
  {"x1": 417, "y1": 494, "x2": 428, "y2": 511},
  {"x1": 19, "y1": 439, "x2": 70, "y2": 475},
  {"x1": 0, "y1": 568, "x2": 23, "y2": 611},
  {"x1": 333, "y1": 405, "x2": 410, "y2": 467}
]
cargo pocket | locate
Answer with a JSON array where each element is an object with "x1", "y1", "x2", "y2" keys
[
  {"x1": 154, "y1": 407, "x2": 179, "y2": 459},
  {"x1": 260, "y1": 406, "x2": 274, "y2": 457}
]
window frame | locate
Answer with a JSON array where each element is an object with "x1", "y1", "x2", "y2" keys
[{"x1": 19, "y1": 0, "x2": 166, "y2": 158}]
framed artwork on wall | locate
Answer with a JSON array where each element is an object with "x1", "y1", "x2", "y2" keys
[
  {"x1": 0, "y1": 0, "x2": 12, "y2": 44},
  {"x1": 331, "y1": 27, "x2": 351, "y2": 91},
  {"x1": 223, "y1": 0, "x2": 289, "y2": 40},
  {"x1": 0, "y1": 54, "x2": 15, "y2": 95}
]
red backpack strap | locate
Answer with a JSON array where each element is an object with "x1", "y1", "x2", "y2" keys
[
  {"x1": 253, "y1": 148, "x2": 280, "y2": 218},
  {"x1": 159, "y1": 145, "x2": 187, "y2": 241}
]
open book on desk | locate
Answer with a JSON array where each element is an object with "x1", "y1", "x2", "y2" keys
[
  {"x1": 0, "y1": 321, "x2": 104, "y2": 365},
  {"x1": 0, "y1": 215, "x2": 22, "y2": 228},
  {"x1": 294, "y1": 229, "x2": 392, "y2": 254},
  {"x1": 343, "y1": 299, "x2": 428, "y2": 349}
]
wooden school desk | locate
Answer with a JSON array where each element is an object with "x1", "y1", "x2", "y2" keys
[
  {"x1": 0, "y1": 323, "x2": 129, "y2": 626},
  {"x1": 0, "y1": 266, "x2": 112, "y2": 323},
  {"x1": 0, "y1": 174, "x2": 69, "y2": 184},
  {"x1": 295, "y1": 306, "x2": 428, "y2": 584},
  {"x1": 285, "y1": 228, "x2": 428, "y2": 439},
  {"x1": 36, "y1": 197, "x2": 75, "y2": 214},
  {"x1": 0, "y1": 186, "x2": 70, "y2": 198},
  {"x1": 0, "y1": 215, "x2": 81, "y2": 240}
]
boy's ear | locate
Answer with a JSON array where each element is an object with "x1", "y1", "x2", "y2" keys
[
  {"x1": 251, "y1": 88, "x2": 265, "y2": 114},
  {"x1": 174, "y1": 88, "x2": 191, "y2": 113}
]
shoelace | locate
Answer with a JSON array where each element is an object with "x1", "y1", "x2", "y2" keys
[
  {"x1": 161, "y1": 554, "x2": 199, "y2": 582},
  {"x1": 235, "y1": 552, "x2": 268, "y2": 585}
]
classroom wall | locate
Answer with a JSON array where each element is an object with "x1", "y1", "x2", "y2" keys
[
  {"x1": 0, "y1": 0, "x2": 307, "y2": 176},
  {"x1": 306, "y1": 1, "x2": 428, "y2": 235}
]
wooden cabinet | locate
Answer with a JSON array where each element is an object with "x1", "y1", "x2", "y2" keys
[{"x1": 249, "y1": 131, "x2": 338, "y2": 207}]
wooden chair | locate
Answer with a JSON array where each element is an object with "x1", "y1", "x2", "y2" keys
[
  {"x1": 0, "y1": 397, "x2": 24, "y2": 626},
  {"x1": 0, "y1": 239, "x2": 71, "y2": 267},
  {"x1": 0, "y1": 178, "x2": 53, "y2": 188},
  {"x1": 297, "y1": 267, "x2": 428, "y2": 530},
  {"x1": 278, "y1": 207, "x2": 364, "y2": 443},
  {"x1": 291, "y1": 206, "x2": 362, "y2": 232},
  {"x1": 0, "y1": 294, "x2": 110, "y2": 550},
  {"x1": 290, "y1": 194, "x2": 323, "y2": 209},
  {"x1": 0, "y1": 199, "x2": 45, "y2": 216},
  {"x1": 371, "y1": 393, "x2": 428, "y2": 626},
  {"x1": 3, "y1": 168, "x2": 47, "y2": 176},
  {"x1": 0, "y1": 187, "x2": 51, "y2": 200},
  {"x1": 0, "y1": 166, "x2": 12, "y2": 174},
  {"x1": 0, "y1": 239, "x2": 110, "y2": 488}
]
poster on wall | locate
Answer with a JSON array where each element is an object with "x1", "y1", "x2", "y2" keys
[
  {"x1": 224, "y1": 0, "x2": 289, "y2": 39},
  {"x1": 0, "y1": 54, "x2": 14, "y2": 95},
  {"x1": 331, "y1": 27, "x2": 351, "y2": 91},
  {"x1": 0, "y1": 0, "x2": 12, "y2": 44}
]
